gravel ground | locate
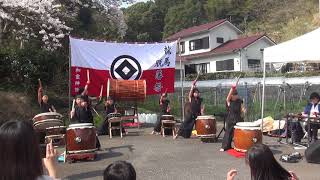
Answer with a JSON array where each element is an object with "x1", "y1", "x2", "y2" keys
[{"x1": 57, "y1": 124, "x2": 320, "y2": 180}]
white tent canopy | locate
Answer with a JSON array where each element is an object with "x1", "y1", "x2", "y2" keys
[
  {"x1": 261, "y1": 27, "x2": 320, "y2": 136},
  {"x1": 264, "y1": 27, "x2": 320, "y2": 63}
]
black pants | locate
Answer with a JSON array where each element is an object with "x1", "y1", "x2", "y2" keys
[
  {"x1": 178, "y1": 114, "x2": 196, "y2": 138},
  {"x1": 288, "y1": 121, "x2": 304, "y2": 143},
  {"x1": 96, "y1": 136, "x2": 101, "y2": 148},
  {"x1": 221, "y1": 121, "x2": 236, "y2": 150},
  {"x1": 306, "y1": 123, "x2": 320, "y2": 141}
]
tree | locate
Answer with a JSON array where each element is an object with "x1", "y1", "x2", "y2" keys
[
  {"x1": 163, "y1": 0, "x2": 207, "y2": 38},
  {"x1": 0, "y1": 0, "x2": 134, "y2": 50},
  {"x1": 205, "y1": 0, "x2": 232, "y2": 21}
]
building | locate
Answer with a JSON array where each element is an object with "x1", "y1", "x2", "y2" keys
[{"x1": 166, "y1": 19, "x2": 275, "y2": 77}]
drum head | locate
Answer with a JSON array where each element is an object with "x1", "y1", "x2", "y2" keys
[
  {"x1": 236, "y1": 122, "x2": 259, "y2": 127},
  {"x1": 235, "y1": 122, "x2": 260, "y2": 130},
  {"x1": 46, "y1": 126, "x2": 66, "y2": 130},
  {"x1": 108, "y1": 113, "x2": 121, "y2": 117},
  {"x1": 162, "y1": 115, "x2": 173, "y2": 117},
  {"x1": 33, "y1": 112, "x2": 63, "y2": 120},
  {"x1": 34, "y1": 120, "x2": 63, "y2": 130},
  {"x1": 68, "y1": 123, "x2": 93, "y2": 128},
  {"x1": 196, "y1": 115, "x2": 215, "y2": 120}
]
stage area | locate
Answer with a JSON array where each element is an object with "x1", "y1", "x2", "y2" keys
[{"x1": 58, "y1": 125, "x2": 319, "y2": 180}]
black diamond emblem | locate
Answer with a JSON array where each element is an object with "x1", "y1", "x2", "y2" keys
[{"x1": 115, "y1": 59, "x2": 137, "y2": 80}]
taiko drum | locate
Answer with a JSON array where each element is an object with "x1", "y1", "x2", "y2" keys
[{"x1": 107, "y1": 79, "x2": 146, "y2": 101}]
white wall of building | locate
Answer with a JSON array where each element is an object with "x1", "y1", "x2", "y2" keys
[
  {"x1": 182, "y1": 53, "x2": 240, "y2": 73},
  {"x1": 179, "y1": 22, "x2": 240, "y2": 57},
  {"x1": 242, "y1": 37, "x2": 275, "y2": 71},
  {"x1": 179, "y1": 32, "x2": 211, "y2": 56},
  {"x1": 209, "y1": 22, "x2": 240, "y2": 50}
]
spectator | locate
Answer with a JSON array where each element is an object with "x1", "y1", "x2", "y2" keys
[
  {"x1": 0, "y1": 120, "x2": 58, "y2": 180},
  {"x1": 104, "y1": 161, "x2": 136, "y2": 180},
  {"x1": 227, "y1": 144, "x2": 298, "y2": 180}
]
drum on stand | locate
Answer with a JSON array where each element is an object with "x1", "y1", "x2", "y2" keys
[
  {"x1": 45, "y1": 126, "x2": 66, "y2": 146},
  {"x1": 34, "y1": 119, "x2": 64, "y2": 131},
  {"x1": 33, "y1": 112, "x2": 63, "y2": 123},
  {"x1": 107, "y1": 113, "x2": 122, "y2": 119},
  {"x1": 161, "y1": 115, "x2": 174, "y2": 121},
  {"x1": 66, "y1": 123, "x2": 97, "y2": 154},
  {"x1": 195, "y1": 116, "x2": 216, "y2": 139},
  {"x1": 234, "y1": 122, "x2": 262, "y2": 152},
  {"x1": 33, "y1": 112, "x2": 63, "y2": 131},
  {"x1": 160, "y1": 115, "x2": 176, "y2": 136},
  {"x1": 107, "y1": 79, "x2": 146, "y2": 101}
]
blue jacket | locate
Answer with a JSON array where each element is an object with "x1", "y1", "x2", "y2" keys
[{"x1": 304, "y1": 103, "x2": 320, "y2": 115}]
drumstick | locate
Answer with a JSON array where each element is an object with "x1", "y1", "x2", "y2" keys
[
  {"x1": 164, "y1": 88, "x2": 168, "y2": 95},
  {"x1": 92, "y1": 107, "x2": 101, "y2": 117},
  {"x1": 72, "y1": 99, "x2": 75, "y2": 111},
  {"x1": 193, "y1": 71, "x2": 200, "y2": 86},
  {"x1": 38, "y1": 79, "x2": 42, "y2": 88},
  {"x1": 87, "y1": 69, "x2": 90, "y2": 82},
  {"x1": 235, "y1": 75, "x2": 241, "y2": 87},
  {"x1": 99, "y1": 85, "x2": 104, "y2": 98}
]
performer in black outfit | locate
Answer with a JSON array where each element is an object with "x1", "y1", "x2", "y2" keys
[
  {"x1": 71, "y1": 96, "x2": 100, "y2": 149},
  {"x1": 175, "y1": 81, "x2": 204, "y2": 139},
  {"x1": 37, "y1": 79, "x2": 56, "y2": 113},
  {"x1": 71, "y1": 96, "x2": 93, "y2": 124},
  {"x1": 151, "y1": 93, "x2": 171, "y2": 135},
  {"x1": 97, "y1": 96, "x2": 119, "y2": 135},
  {"x1": 220, "y1": 79, "x2": 245, "y2": 151}
]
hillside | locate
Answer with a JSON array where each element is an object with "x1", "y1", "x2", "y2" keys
[{"x1": 123, "y1": 0, "x2": 320, "y2": 43}]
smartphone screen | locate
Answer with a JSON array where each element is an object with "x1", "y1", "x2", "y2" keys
[{"x1": 40, "y1": 144, "x2": 46, "y2": 158}]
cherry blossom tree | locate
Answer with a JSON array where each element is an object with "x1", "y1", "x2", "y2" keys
[{"x1": 0, "y1": 0, "x2": 134, "y2": 50}]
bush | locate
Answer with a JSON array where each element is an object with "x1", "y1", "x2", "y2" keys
[{"x1": 0, "y1": 47, "x2": 66, "y2": 93}]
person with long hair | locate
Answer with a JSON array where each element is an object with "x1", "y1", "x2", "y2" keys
[
  {"x1": 220, "y1": 79, "x2": 245, "y2": 151},
  {"x1": 227, "y1": 144, "x2": 298, "y2": 180},
  {"x1": 104, "y1": 161, "x2": 136, "y2": 180},
  {"x1": 175, "y1": 80, "x2": 204, "y2": 139},
  {"x1": 0, "y1": 120, "x2": 58, "y2": 180}
]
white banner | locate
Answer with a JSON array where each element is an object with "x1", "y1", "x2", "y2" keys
[{"x1": 70, "y1": 37, "x2": 177, "y2": 70}]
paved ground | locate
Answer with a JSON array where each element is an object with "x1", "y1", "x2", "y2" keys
[{"x1": 57, "y1": 124, "x2": 320, "y2": 180}]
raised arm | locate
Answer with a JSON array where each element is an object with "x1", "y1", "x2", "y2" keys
[
  {"x1": 81, "y1": 80, "x2": 90, "y2": 96},
  {"x1": 81, "y1": 70, "x2": 90, "y2": 96},
  {"x1": 226, "y1": 77, "x2": 240, "y2": 106},
  {"x1": 189, "y1": 74, "x2": 199, "y2": 102},
  {"x1": 201, "y1": 104, "x2": 205, "y2": 115},
  {"x1": 159, "y1": 94, "x2": 165, "y2": 105},
  {"x1": 37, "y1": 79, "x2": 43, "y2": 105},
  {"x1": 189, "y1": 83, "x2": 195, "y2": 103}
]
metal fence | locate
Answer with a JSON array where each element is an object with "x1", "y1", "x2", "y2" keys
[{"x1": 139, "y1": 82, "x2": 319, "y2": 122}]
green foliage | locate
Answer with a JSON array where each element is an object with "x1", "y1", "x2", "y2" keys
[
  {"x1": 0, "y1": 46, "x2": 66, "y2": 93},
  {"x1": 163, "y1": 0, "x2": 207, "y2": 38}
]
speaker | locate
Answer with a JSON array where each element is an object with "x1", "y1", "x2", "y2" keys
[{"x1": 305, "y1": 141, "x2": 320, "y2": 163}]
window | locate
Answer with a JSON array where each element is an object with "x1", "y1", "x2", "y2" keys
[
  {"x1": 185, "y1": 64, "x2": 197, "y2": 75},
  {"x1": 189, "y1": 37, "x2": 209, "y2": 51},
  {"x1": 217, "y1": 37, "x2": 224, "y2": 44},
  {"x1": 197, "y1": 63, "x2": 208, "y2": 74},
  {"x1": 185, "y1": 63, "x2": 209, "y2": 75},
  {"x1": 248, "y1": 59, "x2": 261, "y2": 69},
  {"x1": 216, "y1": 59, "x2": 234, "y2": 71},
  {"x1": 179, "y1": 41, "x2": 185, "y2": 53}
]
